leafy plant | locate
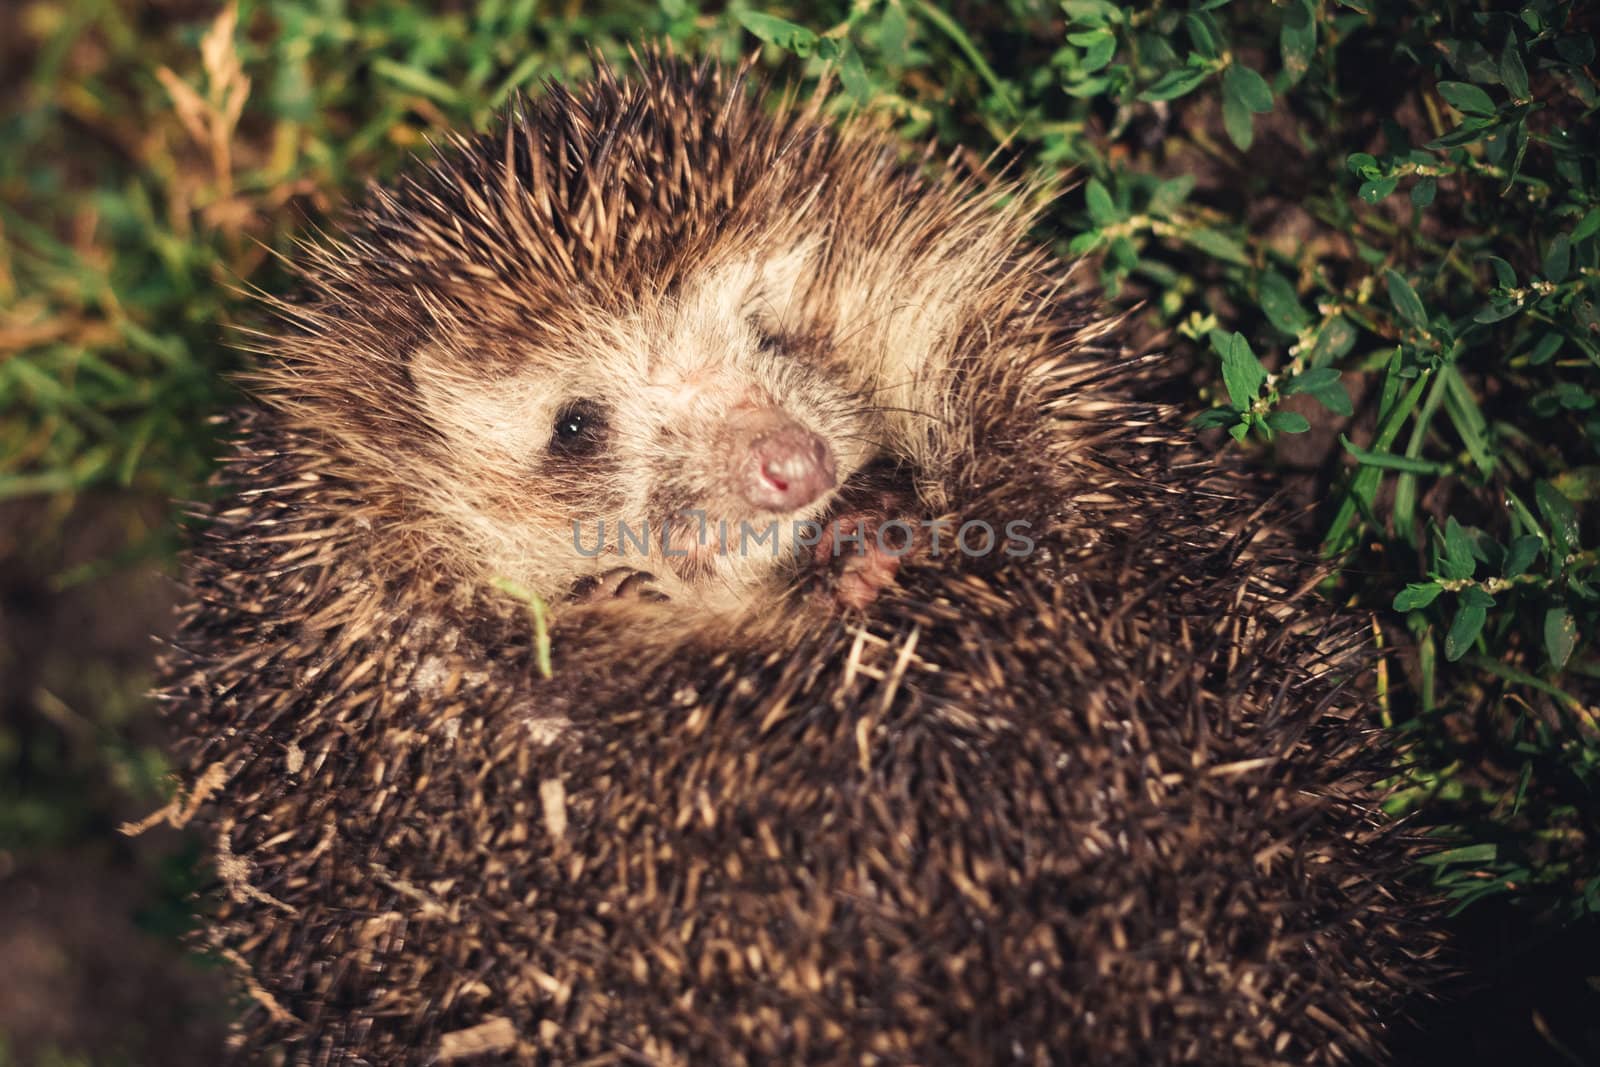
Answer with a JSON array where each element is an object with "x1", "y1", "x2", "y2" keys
[{"x1": 4, "y1": 0, "x2": 1599, "y2": 1057}]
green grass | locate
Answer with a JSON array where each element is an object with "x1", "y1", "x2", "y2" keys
[{"x1": 3, "y1": 0, "x2": 1599, "y2": 1059}]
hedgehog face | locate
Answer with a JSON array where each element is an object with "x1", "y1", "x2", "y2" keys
[
  {"x1": 264, "y1": 63, "x2": 1053, "y2": 618},
  {"x1": 408, "y1": 250, "x2": 880, "y2": 615}
]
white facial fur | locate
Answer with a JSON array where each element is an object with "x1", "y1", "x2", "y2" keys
[{"x1": 409, "y1": 248, "x2": 880, "y2": 616}]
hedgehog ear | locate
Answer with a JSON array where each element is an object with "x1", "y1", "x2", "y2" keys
[
  {"x1": 408, "y1": 341, "x2": 474, "y2": 439},
  {"x1": 408, "y1": 342, "x2": 559, "y2": 462},
  {"x1": 742, "y1": 243, "x2": 817, "y2": 330},
  {"x1": 698, "y1": 243, "x2": 820, "y2": 351},
  {"x1": 408, "y1": 342, "x2": 464, "y2": 407}
]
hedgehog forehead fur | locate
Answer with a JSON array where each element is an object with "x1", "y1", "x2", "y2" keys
[{"x1": 255, "y1": 57, "x2": 1072, "y2": 614}]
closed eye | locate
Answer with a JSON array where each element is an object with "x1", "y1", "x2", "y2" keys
[{"x1": 752, "y1": 321, "x2": 787, "y2": 355}]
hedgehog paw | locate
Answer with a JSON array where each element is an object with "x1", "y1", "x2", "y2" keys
[
  {"x1": 569, "y1": 567, "x2": 670, "y2": 603},
  {"x1": 834, "y1": 548, "x2": 902, "y2": 610},
  {"x1": 816, "y1": 510, "x2": 914, "y2": 610}
]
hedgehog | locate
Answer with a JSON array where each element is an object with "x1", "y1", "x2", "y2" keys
[{"x1": 158, "y1": 54, "x2": 1440, "y2": 1065}]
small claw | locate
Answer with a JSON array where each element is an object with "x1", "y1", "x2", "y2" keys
[
  {"x1": 569, "y1": 568, "x2": 669, "y2": 603},
  {"x1": 832, "y1": 544, "x2": 903, "y2": 610},
  {"x1": 813, "y1": 506, "x2": 917, "y2": 610},
  {"x1": 612, "y1": 570, "x2": 659, "y2": 598}
]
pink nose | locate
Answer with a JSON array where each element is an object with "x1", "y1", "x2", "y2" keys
[{"x1": 738, "y1": 418, "x2": 837, "y2": 512}]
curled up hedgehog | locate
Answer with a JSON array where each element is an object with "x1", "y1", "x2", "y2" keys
[{"x1": 158, "y1": 54, "x2": 1440, "y2": 1065}]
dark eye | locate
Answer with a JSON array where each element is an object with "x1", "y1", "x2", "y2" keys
[
  {"x1": 550, "y1": 399, "x2": 608, "y2": 458},
  {"x1": 751, "y1": 320, "x2": 785, "y2": 354}
]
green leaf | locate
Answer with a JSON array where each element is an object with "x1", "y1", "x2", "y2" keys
[
  {"x1": 1557, "y1": 33, "x2": 1596, "y2": 64},
  {"x1": 1410, "y1": 177, "x2": 1437, "y2": 208},
  {"x1": 1307, "y1": 316, "x2": 1356, "y2": 368},
  {"x1": 1077, "y1": 29, "x2": 1117, "y2": 72},
  {"x1": 1443, "y1": 517, "x2": 1477, "y2": 580},
  {"x1": 1184, "y1": 227, "x2": 1250, "y2": 264},
  {"x1": 737, "y1": 11, "x2": 819, "y2": 54},
  {"x1": 1544, "y1": 606, "x2": 1577, "y2": 670},
  {"x1": 1577, "y1": 299, "x2": 1600, "y2": 336},
  {"x1": 1444, "y1": 598, "x2": 1489, "y2": 661},
  {"x1": 1339, "y1": 434, "x2": 1448, "y2": 473},
  {"x1": 1139, "y1": 65, "x2": 1210, "y2": 101},
  {"x1": 1507, "y1": 120, "x2": 1531, "y2": 185},
  {"x1": 1068, "y1": 230, "x2": 1105, "y2": 255},
  {"x1": 1212, "y1": 330, "x2": 1267, "y2": 409},
  {"x1": 1386, "y1": 269, "x2": 1428, "y2": 328},
  {"x1": 1284, "y1": 367, "x2": 1339, "y2": 394},
  {"x1": 1109, "y1": 236, "x2": 1137, "y2": 271},
  {"x1": 1148, "y1": 174, "x2": 1196, "y2": 215},
  {"x1": 1474, "y1": 300, "x2": 1520, "y2": 324},
  {"x1": 1536, "y1": 481, "x2": 1578, "y2": 556},
  {"x1": 1437, "y1": 80, "x2": 1497, "y2": 116},
  {"x1": 1484, "y1": 254, "x2": 1517, "y2": 288},
  {"x1": 1394, "y1": 582, "x2": 1443, "y2": 612},
  {"x1": 1288, "y1": 370, "x2": 1343, "y2": 413},
  {"x1": 1346, "y1": 152, "x2": 1381, "y2": 179},
  {"x1": 1280, "y1": 0, "x2": 1316, "y2": 85},
  {"x1": 1222, "y1": 87, "x2": 1254, "y2": 150},
  {"x1": 1085, "y1": 177, "x2": 1118, "y2": 225},
  {"x1": 1228, "y1": 421, "x2": 1250, "y2": 443},
  {"x1": 371, "y1": 58, "x2": 464, "y2": 104},
  {"x1": 1191, "y1": 407, "x2": 1241, "y2": 429},
  {"x1": 1359, "y1": 177, "x2": 1398, "y2": 203},
  {"x1": 1184, "y1": 14, "x2": 1219, "y2": 59},
  {"x1": 1573, "y1": 208, "x2": 1600, "y2": 244},
  {"x1": 1420, "y1": 842, "x2": 1498, "y2": 866},
  {"x1": 1526, "y1": 333, "x2": 1562, "y2": 366},
  {"x1": 1543, "y1": 234, "x2": 1572, "y2": 283},
  {"x1": 1259, "y1": 272, "x2": 1311, "y2": 335},
  {"x1": 877, "y1": 2, "x2": 910, "y2": 65},
  {"x1": 1061, "y1": 0, "x2": 1124, "y2": 26},
  {"x1": 1307, "y1": 379, "x2": 1354, "y2": 416},
  {"x1": 1504, "y1": 534, "x2": 1541, "y2": 577},
  {"x1": 1063, "y1": 75, "x2": 1113, "y2": 98},
  {"x1": 1224, "y1": 64, "x2": 1274, "y2": 112},
  {"x1": 1500, "y1": 45, "x2": 1530, "y2": 101},
  {"x1": 1266, "y1": 410, "x2": 1310, "y2": 433},
  {"x1": 1441, "y1": 365, "x2": 1495, "y2": 477},
  {"x1": 837, "y1": 45, "x2": 871, "y2": 99}
]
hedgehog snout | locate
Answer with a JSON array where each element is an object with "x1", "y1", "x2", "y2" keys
[{"x1": 733, "y1": 413, "x2": 837, "y2": 512}]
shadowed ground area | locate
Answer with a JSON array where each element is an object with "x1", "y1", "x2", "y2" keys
[{"x1": 0, "y1": 500, "x2": 228, "y2": 1065}]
